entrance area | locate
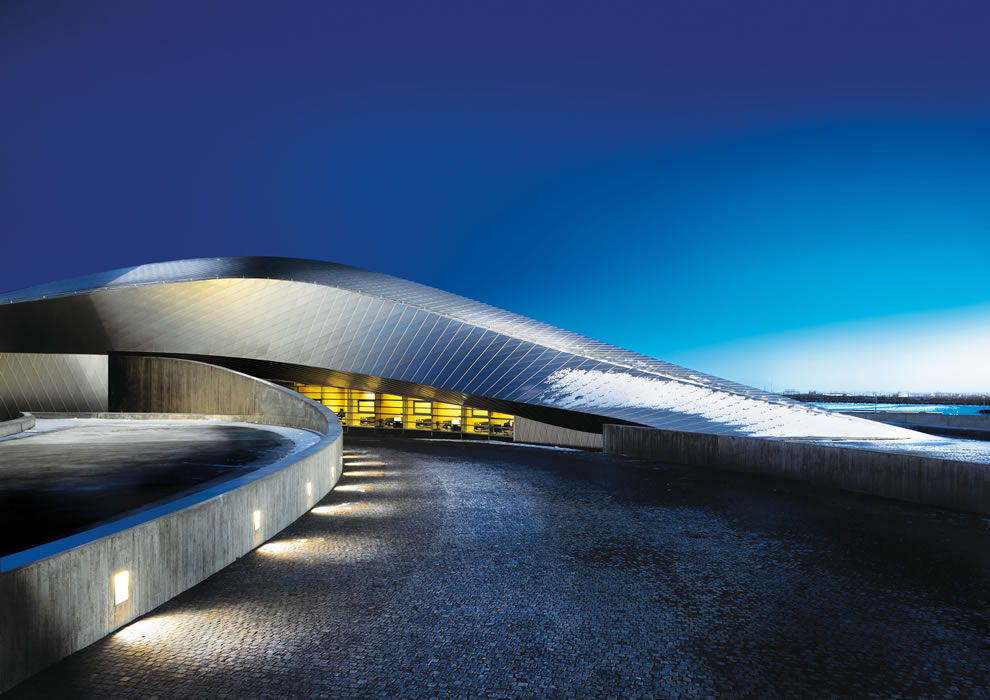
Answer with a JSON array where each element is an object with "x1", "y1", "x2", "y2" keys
[{"x1": 290, "y1": 384, "x2": 514, "y2": 438}]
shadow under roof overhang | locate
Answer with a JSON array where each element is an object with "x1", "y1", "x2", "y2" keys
[{"x1": 123, "y1": 352, "x2": 640, "y2": 434}]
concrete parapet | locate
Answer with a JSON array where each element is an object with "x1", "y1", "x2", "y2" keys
[
  {"x1": 603, "y1": 425, "x2": 990, "y2": 515},
  {"x1": 108, "y1": 354, "x2": 329, "y2": 434},
  {"x1": 0, "y1": 358, "x2": 342, "y2": 693},
  {"x1": 0, "y1": 412, "x2": 35, "y2": 438},
  {"x1": 515, "y1": 416, "x2": 602, "y2": 450}
]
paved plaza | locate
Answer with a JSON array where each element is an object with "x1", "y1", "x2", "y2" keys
[{"x1": 6, "y1": 438, "x2": 990, "y2": 698}]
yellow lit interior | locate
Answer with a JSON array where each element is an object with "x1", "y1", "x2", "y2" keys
[
  {"x1": 287, "y1": 383, "x2": 514, "y2": 436},
  {"x1": 464, "y1": 407, "x2": 489, "y2": 434},
  {"x1": 378, "y1": 393, "x2": 403, "y2": 427},
  {"x1": 433, "y1": 401, "x2": 461, "y2": 431},
  {"x1": 490, "y1": 411, "x2": 514, "y2": 436},
  {"x1": 323, "y1": 386, "x2": 347, "y2": 418}
]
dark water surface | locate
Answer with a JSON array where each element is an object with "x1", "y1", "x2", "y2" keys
[{"x1": 0, "y1": 420, "x2": 294, "y2": 557}]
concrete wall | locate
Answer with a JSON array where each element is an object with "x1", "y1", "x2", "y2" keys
[
  {"x1": 0, "y1": 412, "x2": 35, "y2": 438},
  {"x1": 515, "y1": 416, "x2": 603, "y2": 450},
  {"x1": 109, "y1": 353, "x2": 256, "y2": 415},
  {"x1": 109, "y1": 354, "x2": 328, "y2": 434},
  {"x1": 0, "y1": 352, "x2": 108, "y2": 418},
  {"x1": 603, "y1": 425, "x2": 990, "y2": 515},
  {"x1": 0, "y1": 357, "x2": 342, "y2": 694}
]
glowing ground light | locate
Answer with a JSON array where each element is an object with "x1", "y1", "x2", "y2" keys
[
  {"x1": 344, "y1": 460, "x2": 387, "y2": 467},
  {"x1": 115, "y1": 615, "x2": 170, "y2": 642},
  {"x1": 114, "y1": 570, "x2": 129, "y2": 605},
  {"x1": 253, "y1": 510, "x2": 261, "y2": 531},
  {"x1": 312, "y1": 503, "x2": 354, "y2": 515},
  {"x1": 343, "y1": 470, "x2": 385, "y2": 477},
  {"x1": 335, "y1": 484, "x2": 367, "y2": 493},
  {"x1": 258, "y1": 539, "x2": 310, "y2": 555}
]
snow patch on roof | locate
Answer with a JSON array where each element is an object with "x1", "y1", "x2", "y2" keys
[{"x1": 538, "y1": 368, "x2": 921, "y2": 439}]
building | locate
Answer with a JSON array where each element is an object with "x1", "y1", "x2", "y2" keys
[{"x1": 0, "y1": 256, "x2": 913, "y2": 443}]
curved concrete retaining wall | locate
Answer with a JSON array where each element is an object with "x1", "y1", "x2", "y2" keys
[
  {"x1": 515, "y1": 416, "x2": 602, "y2": 450},
  {"x1": 0, "y1": 412, "x2": 34, "y2": 438},
  {"x1": 603, "y1": 425, "x2": 990, "y2": 515},
  {"x1": 0, "y1": 357, "x2": 342, "y2": 693},
  {"x1": 109, "y1": 353, "x2": 329, "y2": 433}
]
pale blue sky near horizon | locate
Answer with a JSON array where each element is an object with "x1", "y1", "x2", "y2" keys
[
  {"x1": 2, "y1": 1, "x2": 989, "y2": 394},
  {"x1": 666, "y1": 303, "x2": 990, "y2": 394}
]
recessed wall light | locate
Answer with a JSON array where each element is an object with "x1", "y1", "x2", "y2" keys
[{"x1": 114, "y1": 571, "x2": 129, "y2": 605}]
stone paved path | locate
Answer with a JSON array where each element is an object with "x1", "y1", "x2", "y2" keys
[{"x1": 7, "y1": 438, "x2": 990, "y2": 698}]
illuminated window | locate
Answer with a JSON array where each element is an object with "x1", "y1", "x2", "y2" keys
[
  {"x1": 288, "y1": 383, "x2": 515, "y2": 436},
  {"x1": 114, "y1": 571, "x2": 129, "y2": 605},
  {"x1": 378, "y1": 394, "x2": 403, "y2": 428},
  {"x1": 297, "y1": 384, "x2": 323, "y2": 400},
  {"x1": 319, "y1": 386, "x2": 347, "y2": 417},
  {"x1": 466, "y1": 407, "x2": 491, "y2": 434},
  {"x1": 491, "y1": 412, "x2": 514, "y2": 436},
  {"x1": 434, "y1": 402, "x2": 463, "y2": 432}
]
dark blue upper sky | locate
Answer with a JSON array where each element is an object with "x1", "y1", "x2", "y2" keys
[{"x1": 2, "y1": 1, "x2": 989, "y2": 391}]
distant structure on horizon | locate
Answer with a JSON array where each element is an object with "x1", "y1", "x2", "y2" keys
[{"x1": 786, "y1": 391, "x2": 990, "y2": 405}]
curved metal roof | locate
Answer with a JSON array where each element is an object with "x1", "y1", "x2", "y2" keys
[{"x1": 0, "y1": 256, "x2": 918, "y2": 439}]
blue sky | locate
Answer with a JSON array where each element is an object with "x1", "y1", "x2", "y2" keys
[{"x1": 2, "y1": 1, "x2": 989, "y2": 393}]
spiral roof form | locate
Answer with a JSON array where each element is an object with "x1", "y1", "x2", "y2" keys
[{"x1": 0, "y1": 257, "x2": 917, "y2": 439}]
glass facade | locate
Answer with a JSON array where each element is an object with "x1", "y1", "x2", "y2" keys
[{"x1": 292, "y1": 383, "x2": 514, "y2": 437}]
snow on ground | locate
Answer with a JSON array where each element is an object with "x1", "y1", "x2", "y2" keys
[
  {"x1": 809, "y1": 435, "x2": 990, "y2": 465},
  {"x1": 537, "y1": 368, "x2": 922, "y2": 440}
]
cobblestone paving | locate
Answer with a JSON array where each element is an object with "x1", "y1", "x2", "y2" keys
[{"x1": 7, "y1": 438, "x2": 990, "y2": 699}]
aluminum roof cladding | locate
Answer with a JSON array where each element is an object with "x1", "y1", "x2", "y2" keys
[{"x1": 0, "y1": 257, "x2": 918, "y2": 439}]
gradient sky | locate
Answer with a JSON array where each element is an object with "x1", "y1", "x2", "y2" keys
[{"x1": 2, "y1": 1, "x2": 989, "y2": 393}]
